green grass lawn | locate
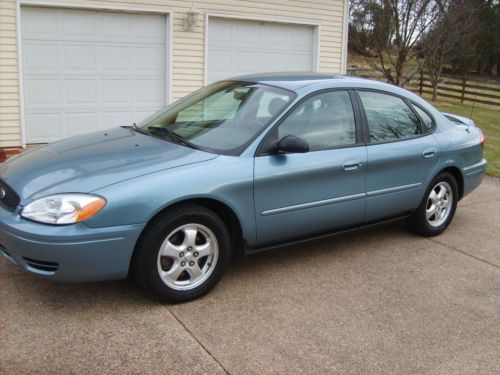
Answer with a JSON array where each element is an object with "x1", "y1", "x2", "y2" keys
[{"x1": 432, "y1": 101, "x2": 499, "y2": 177}]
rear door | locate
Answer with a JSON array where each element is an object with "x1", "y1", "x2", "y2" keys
[
  {"x1": 356, "y1": 90, "x2": 440, "y2": 221},
  {"x1": 253, "y1": 90, "x2": 367, "y2": 246}
]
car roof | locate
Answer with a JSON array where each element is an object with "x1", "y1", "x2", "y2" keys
[{"x1": 231, "y1": 72, "x2": 378, "y2": 90}]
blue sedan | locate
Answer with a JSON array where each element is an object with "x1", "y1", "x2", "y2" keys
[{"x1": 0, "y1": 73, "x2": 487, "y2": 302}]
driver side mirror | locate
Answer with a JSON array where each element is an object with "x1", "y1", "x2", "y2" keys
[{"x1": 271, "y1": 135, "x2": 310, "y2": 154}]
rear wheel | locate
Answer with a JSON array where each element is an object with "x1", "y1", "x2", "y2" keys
[
  {"x1": 133, "y1": 204, "x2": 231, "y2": 303},
  {"x1": 408, "y1": 172, "x2": 458, "y2": 237}
]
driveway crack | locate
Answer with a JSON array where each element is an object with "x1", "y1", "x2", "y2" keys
[
  {"x1": 427, "y1": 237, "x2": 499, "y2": 269},
  {"x1": 166, "y1": 307, "x2": 230, "y2": 375}
]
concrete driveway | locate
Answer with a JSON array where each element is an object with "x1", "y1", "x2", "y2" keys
[{"x1": 1, "y1": 177, "x2": 499, "y2": 374}]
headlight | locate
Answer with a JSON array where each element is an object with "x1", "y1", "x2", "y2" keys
[{"x1": 21, "y1": 194, "x2": 106, "y2": 224}]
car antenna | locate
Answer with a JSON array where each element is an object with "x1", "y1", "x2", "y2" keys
[{"x1": 466, "y1": 82, "x2": 479, "y2": 133}]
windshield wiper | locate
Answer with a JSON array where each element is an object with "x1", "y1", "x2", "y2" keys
[
  {"x1": 146, "y1": 126, "x2": 200, "y2": 150},
  {"x1": 121, "y1": 123, "x2": 151, "y2": 136},
  {"x1": 121, "y1": 122, "x2": 138, "y2": 129}
]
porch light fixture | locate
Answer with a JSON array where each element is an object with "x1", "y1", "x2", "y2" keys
[{"x1": 184, "y1": 4, "x2": 200, "y2": 31}]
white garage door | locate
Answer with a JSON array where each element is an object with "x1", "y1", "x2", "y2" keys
[
  {"x1": 21, "y1": 7, "x2": 167, "y2": 143},
  {"x1": 208, "y1": 18, "x2": 315, "y2": 83}
]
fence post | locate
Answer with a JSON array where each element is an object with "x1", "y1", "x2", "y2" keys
[
  {"x1": 461, "y1": 76, "x2": 467, "y2": 103},
  {"x1": 419, "y1": 69, "x2": 423, "y2": 96}
]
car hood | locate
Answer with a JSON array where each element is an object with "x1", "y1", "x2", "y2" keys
[{"x1": 0, "y1": 127, "x2": 217, "y2": 201}]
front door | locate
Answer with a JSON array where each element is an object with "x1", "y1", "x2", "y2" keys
[{"x1": 253, "y1": 90, "x2": 367, "y2": 245}]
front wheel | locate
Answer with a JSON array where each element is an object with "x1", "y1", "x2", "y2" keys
[
  {"x1": 133, "y1": 204, "x2": 231, "y2": 303},
  {"x1": 408, "y1": 172, "x2": 458, "y2": 237}
]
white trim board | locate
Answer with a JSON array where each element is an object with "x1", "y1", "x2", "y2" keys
[{"x1": 341, "y1": 0, "x2": 349, "y2": 74}]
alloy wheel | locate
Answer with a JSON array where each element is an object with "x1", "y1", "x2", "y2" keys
[
  {"x1": 426, "y1": 181, "x2": 453, "y2": 227},
  {"x1": 157, "y1": 223, "x2": 219, "y2": 291}
]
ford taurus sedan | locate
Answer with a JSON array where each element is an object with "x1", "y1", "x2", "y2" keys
[{"x1": 0, "y1": 73, "x2": 487, "y2": 302}]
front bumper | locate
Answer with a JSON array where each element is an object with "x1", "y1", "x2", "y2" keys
[{"x1": 0, "y1": 204, "x2": 145, "y2": 282}]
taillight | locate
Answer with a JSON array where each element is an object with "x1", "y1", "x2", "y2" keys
[{"x1": 479, "y1": 128, "x2": 485, "y2": 147}]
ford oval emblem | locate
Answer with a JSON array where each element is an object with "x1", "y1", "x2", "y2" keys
[{"x1": 0, "y1": 187, "x2": 5, "y2": 199}]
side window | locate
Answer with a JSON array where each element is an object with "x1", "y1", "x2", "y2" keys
[
  {"x1": 410, "y1": 103, "x2": 434, "y2": 131},
  {"x1": 358, "y1": 91, "x2": 422, "y2": 143},
  {"x1": 277, "y1": 91, "x2": 357, "y2": 151}
]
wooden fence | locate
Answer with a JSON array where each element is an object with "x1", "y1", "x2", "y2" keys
[{"x1": 346, "y1": 67, "x2": 500, "y2": 107}]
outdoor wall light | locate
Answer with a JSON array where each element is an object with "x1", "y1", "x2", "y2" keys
[{"x1": 184, "y1": 4, "x2": 200, "y2": 31}]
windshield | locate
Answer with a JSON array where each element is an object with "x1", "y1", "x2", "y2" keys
[{"x1": 138, "y1": 81, "x2": 294, "y2": 155}]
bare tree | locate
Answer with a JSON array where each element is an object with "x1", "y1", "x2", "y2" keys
[
  {"x1": 420, "y1": 0, "x2": 480, "y2": 101},
  {"x1": 350, "y1": 0, "x2": 441, "y2": 87}
]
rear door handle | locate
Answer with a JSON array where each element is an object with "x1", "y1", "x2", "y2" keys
[
  {"x1": 343, "y1": 161, "x2": 363, "y2": 171},
  {"x1": 423, "y1": 147, "x2": 438, "y2": 158}
]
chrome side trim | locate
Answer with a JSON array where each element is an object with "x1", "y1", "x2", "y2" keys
[
  {"x1": 463, "y1": 159, "x2": 487, "y2": 171},
  {"x1": 463, "y1": 159, "x2": 488, "y2": 176},
  {"x1": 261, "y1": 192, "x2": 366, "y2": 216},
  {"x1": 366, "y1": 182, "x2": 422, "y2": 197},
  {"x1": 261, "y1": 182, "x2": 423, "y2": 216}
]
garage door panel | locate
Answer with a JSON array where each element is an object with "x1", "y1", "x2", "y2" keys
[
  {"x1": 101, "y1": 46, "x2": 131, "y2": 71},
  {"x1": 101, "y1": 13, "x2": 131, "y2": 39},
  {"x1": 289, "y1": 53, "x2": 314, "y2": 70},
  {"x1": 21, "y1": 7, "x2": 57, "y2": 37},
  {"x1": 208, "y1": 48, "x2": 232, "y2": 71},
  {"x1": 261, "y1": 23, "x2": 287, "y2": 45},
  {"x1": 135, "y1": 109, "x2": 157, "y2": 120},
  {"x1": 23, "y1": 43, "x2": 59, "y2": 71},
  {"x1": 102, "y1": 111, "x2": 134, "y2": 128},
  {"x1": 235, "y1": 23, "x2": 261, "y2": 44},
  {"x1": 208, "y1": 18, "x2": 314, "y2": 83},
  {"x1": 65, "y1": 80, "x2": 97, "y2": 105},
  {"x1": 26, "y1": 113, "x2": 61, "y2": 141},
  {"x1": 261, "y1": 53, "x2": 287, "y2": 71},
  {"x1": 24, "y1": 79, "x2": 59, "y2": 106},
  {"x1": 133, "y1": 15, "x2": 165, "y2": 43},
  {"x1": 136, "y1": 79, "x2": 165, "y2": 105},
  {"x1": 66, "y1": 113, "x2": 98, "y2": 136},
  {"x1": 62, "y1": 10, "x2": 95, "y2": 37},
  {"x1": 135, "y1": 47, "x2": 164, "y2": 73},
  {"x1": 102, "y1": 80, "x2": 131, "y2": 104},
  {"x1": 233, "y1": 50, "x2": 261, "y2": 73},
  {"x1": 287, "y1": 27, "x2": 315, "y2": 51},
  {"x1": 63, "y1": 45, "x2": 96, "y2": 71},
  {"x1": 22, "y1": 7, "x2": 167, "y2": 143}
]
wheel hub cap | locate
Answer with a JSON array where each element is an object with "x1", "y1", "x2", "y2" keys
[
  {"x1": 156, "y1": 223, "x2": 219, "y2": 291},
  {"x1": 426, "y1": 181, "x2": 453, "y2": 228}
]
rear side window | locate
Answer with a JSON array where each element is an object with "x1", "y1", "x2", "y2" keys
[
  {"x1": 410, "y1": 103, "x2": 434, "y2": 131},
  {"x1": 358, "y1": 91, "x2": 422, "y2": 143}
]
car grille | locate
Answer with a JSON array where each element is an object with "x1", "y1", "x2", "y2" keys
[{"x1": 0, "y1": 179, "x2": 20, "y2": 211}]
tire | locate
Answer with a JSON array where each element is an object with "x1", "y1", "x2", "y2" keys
[
  {"x1": 408, "y1": 172, "x2": 458, "y2": 237},
  {"x1": 133, "y1": 204, "x2": 231, "y2": 303}
]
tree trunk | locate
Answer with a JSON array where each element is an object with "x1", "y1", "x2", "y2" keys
[{"x1": 432, "y1": 85, "x2": 438, "y2": 101}]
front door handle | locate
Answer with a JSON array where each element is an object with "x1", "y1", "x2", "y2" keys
[
  {"x1": 343, "y1": 161, "x2": 363, "y2": 171},
  {"x1": 423, "y1": 147, "x2": 438, "y2": 158}
]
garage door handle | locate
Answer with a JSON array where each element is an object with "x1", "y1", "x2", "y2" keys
[{"x1": 343, "y1": 161, "x2": 362, "y2": 171}]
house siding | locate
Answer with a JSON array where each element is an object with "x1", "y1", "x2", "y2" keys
[
  {"x1": 0, "y1": 0, "x2": 21, "y2": 147},
  {"x1": 0, "y1": 0, "x2": 347, "y2": 147}
]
